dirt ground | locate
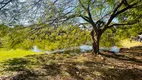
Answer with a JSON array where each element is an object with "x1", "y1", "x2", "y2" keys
[{"x1": 0, "y1": 46, "x2": 142, "y2": 80}]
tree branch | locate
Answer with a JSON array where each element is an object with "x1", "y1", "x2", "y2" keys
[
  {"x1": 105, "y1": 0, "x2": 124, "y2": 27},
  {"x1": 108, "y1": 23, "x2": 135, "y2": 28},
  {"x1": 78, "y1": 0, "x2": 87, "y2": 11},
  {"x1": 102, "y1": 0, "x2": 141, "y2": 33},
  {"x1": 80, "y1": 15, "x2": 90, "y2": 23},
  {"x1": 108, "y1": 15, "x2": 142, "y2": 28},
  {"x1": 0, "y1": 0, "x2": 12, "y2": 10},
  {"x1": 79, "y1": 0, "x2": 98, "y2": 33}
]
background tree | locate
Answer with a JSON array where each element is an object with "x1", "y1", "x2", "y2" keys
[
  {"x1": 0, "y1": 0, "x2": 142, "y2": 54},
  {"x1": 71, "y1": 0, "x2": 142, "y2": 54}
]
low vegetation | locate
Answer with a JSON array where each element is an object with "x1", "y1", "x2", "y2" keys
[
  {"x1": 121, "y1": 39, "x2": 142, "y2": 48},
  {"x1": 0, "y1": 46, "x2": 142, "y2": 80},
  {"x1": 0, "y1": 49, "x2": 43, "y2": 62},
  {"x1": 0, "y1": 0, "x2": 142, "y2": 80}
]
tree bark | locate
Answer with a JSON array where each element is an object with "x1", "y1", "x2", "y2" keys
[
  {"x1": 96, "y1": 35, "x2": 101, "y2": 54},
  {"x1": 90, "y1": 30, "x2": 101, "y2": 54}
]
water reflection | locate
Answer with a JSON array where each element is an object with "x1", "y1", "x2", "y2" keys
[
  {"x1": 110, "y1": 46, "x2": 120, "y2": 54},
  {"x1": 80, "y1": 45, "x2": 92, "y2": 52},
  {"x1": 32, "y1": 45, "x2": 120, "y2": 54},
  {"x1": 32, "y1": 46, "x2": 41, "y2": 52}
]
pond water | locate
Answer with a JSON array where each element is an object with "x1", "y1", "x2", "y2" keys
[
  {"x1": 32, "y1": 46, "x2": 41, "y2": 52},
  {"x1": 80, "y1": 45, "x2": 92, "y2": 52},
  {"x1": 32, "y1": 45, "x2": 120, "y2": 54},
  {"x1": 74, "y1": 45, "x2": 119, "y2": 53},
  {"x1": 110, "y1": 46, "x2": 120, "y2": 53}
]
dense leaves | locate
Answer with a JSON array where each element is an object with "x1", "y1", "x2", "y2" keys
[{"x1": 0, "y1": 24, "x2": 91, "y2": 50}]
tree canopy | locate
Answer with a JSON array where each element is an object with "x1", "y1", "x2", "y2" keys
[{"x1": 0, "y1": 0, "x2": 142, "y2": 54}]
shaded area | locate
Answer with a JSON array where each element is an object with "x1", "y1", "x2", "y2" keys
[
  {"x1": 100, "y1": 53, "x2": 142, "y2": 64},
  {"x1": 2, "y1": 58, "x2": 31, "y2": 71},
  {"x1": 0, "y1": 46, "x2": 142, "y2": 80}
]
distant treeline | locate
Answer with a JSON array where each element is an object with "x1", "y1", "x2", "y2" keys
[{"x1": 1, "y1": 23, "x2": 141, "y2": 50}]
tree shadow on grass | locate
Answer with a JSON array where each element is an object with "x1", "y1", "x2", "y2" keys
[
  {"x1": 1, "y1": 58, "x2": 101, "y2": 80},
  {"x1": 121, "y1": 51, "x2": 142, "y2": 57},
  {"x1": 101, "y1": 68, "x2": 142, "y2": 80},
  {"x1": 65, "y1": 61, "x2": 142, "y2": 80},
  {"x1": 11, "y1": 63, "x2": 62, "y2": 80},
  {"x1": 100, "y1": 53, "x2": 142, "y2": 64},
  {"x1": 2, "y1": 58, "x2": 31, "y2": 71},
  {"x1": 1, "y1": 57, "x2": 62, "y2": 80},
  {"x1": 1, "y1": 54, "x2": 142, "y2": 80},
  {"x1": 120, "y1": 46, "x2": 142, "y2": 57}
]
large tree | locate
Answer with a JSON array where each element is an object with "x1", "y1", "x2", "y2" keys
[
  {"x1": 71, "y1": 0, "x2": 142, "y2": 54},
  {"x1": 44, "y1": 0, "x2": 142, "y2": 54},
  {"x1": 0, "y1": 0, "x2": 142, "y2": 54}
]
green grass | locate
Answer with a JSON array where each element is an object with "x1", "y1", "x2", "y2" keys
[
  {"x1": 0, "y1": 49, "x2": 43, "y2": 62},
  {"x1": 0, "y1": 46, "x2": 142, "y2": 79},
  {"x1": 121, "y1": 39, "x2": 142, "y2": 48},
  {"x1": 0, "y1": 39, "x2": 141, "y2": 62}
]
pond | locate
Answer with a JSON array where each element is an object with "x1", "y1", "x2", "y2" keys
[
  {"x1": 32, "y1": 46, "x2": 41, "y2": 52},
  {"x1": 32, "y1": 45, "x2": 120, "y2": 54}
]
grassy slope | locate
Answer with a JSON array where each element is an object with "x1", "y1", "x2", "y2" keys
[
  {"x1": 0, "y1": 39, "x2": 141, "y2": 62},
  {"x1": 0, "y1": 49, "x2": 43, "y2": 62},
  {"x1": 121, "y1": 39, "x2": 142, "y2": 48},
  {"x1": 0, "y1": 40, "x2": 142, "y2": 79},
  {"x1": 0, "y1": 47, "x2": 142, "y2": 80}
]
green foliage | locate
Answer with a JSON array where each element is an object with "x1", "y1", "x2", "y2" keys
[
  {"x1": 0, "y1": 46, "x2": 142, "y2": 79},
  {"x1": 116, "y1": 0, "x2": 142, "y2": 38},
  {"x1": 1, "y1": 23, "x2": 139, "y2": 50},
  {"x1": 100, "y1": 28, "x2": 122, "y2": 47},
  {"x1": 1, "y1": 23, "x2": 141, "y2": 50},
  {"x1": 0, "y1": 24, "x2": 11, "y2": 48},
  {"x1": 1, "y1": 24, "x2": 91, "y2": 50},
  {"x1": 0, "y1": 49, "x2": 43, "y2": 62}
]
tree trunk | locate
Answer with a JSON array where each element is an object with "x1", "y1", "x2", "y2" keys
[
  {"x1": 90, "y1": 30, "x2": 101, "y2": 54},
  {"x1": 96, "y1": 35, "x2": 101, "y2": 54}
]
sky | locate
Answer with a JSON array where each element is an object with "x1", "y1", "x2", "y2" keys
[
  {"x1": 0, "y1": 0, "x2": 120, "y2": 27},
  {"x1": 19, "y1": 0, "x2": 26, "y2": 2}
]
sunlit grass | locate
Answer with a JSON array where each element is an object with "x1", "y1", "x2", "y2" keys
[
  {"x1": 121, "y1": 39, "x2": 142, "y2": 48},
  {"x1": 0, "y1": 49, "x2": 43, "y2": 62}
]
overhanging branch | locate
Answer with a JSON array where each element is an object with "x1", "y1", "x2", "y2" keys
[
  {"x1": 102, "y1": 0, "x2": 141, "y2": 33},
  {"x1": 78, "y1": 0, "x2": 96, "y2": 31},
  {"x1": 0, "y1": 0, "x2": 12, "y2": 10},
  {"x1": 108, "y1": 15, "x2": 142, "y2": 28},
  {"x1": 105, "y1": 0, "x2": 124, "y2": 27},
  {"x1": 108, "y1": 23, "x2": 136, "y2": 28}
]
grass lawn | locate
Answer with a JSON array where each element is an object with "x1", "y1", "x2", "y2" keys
[
  {"x1": 0, "y1": 41, "x2": 142, "y2": 80},
  {"x1": 0, "y1": 39, "x2": 141, "y2": 62},
  {"x1": 121, "y1": 39, "x2": 142, "y2": 48},
  {"x1": 0, "y1": 49, "x2": 43, "y2": 62},
  {"x1": 0, "y1": 46, "x2": 142, "y2": 80}
]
